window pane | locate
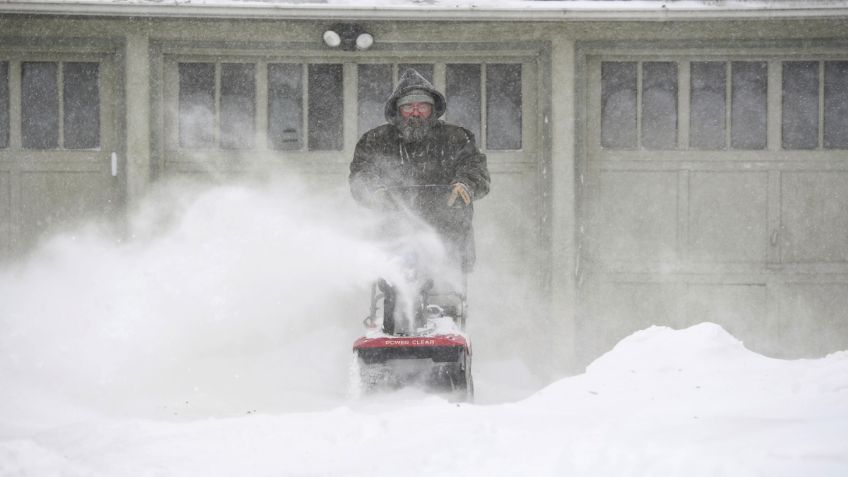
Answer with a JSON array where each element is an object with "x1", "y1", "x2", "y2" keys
[
  {"x1": 308, "y1": 64, "x2": 343, "y2": 151},
  {"x1": 782, "y1": 61, "x2": 819, "y2": 150},
  {"x1": 22, "y1": 62, "x2": 59, "y2": 149},
  {"x1": 0, "y1": 62, "x2": 8, "y2": 149},
  {"x1": 731, "y1": 61, "x2": 768, "y2": 150},
  {"x1": 824, "y1": 61, "x2": 848, "y2": 149},
  {"x1": 690, "y1": 62, "x2": 726, "y2": 149},
  {"x1": 220, "y1": 63, "x2": 255, "y2": 150},
  {"x1": 358, "y1": 64, "x2": 392, "y2": 136},
  {"x1": 398, "y1": 64, "x2": 433, "y2": 84},
  {"x1": 601, "y1": 62, "x2": 636, "y2": 148},
  {"x1": 179, "y1": 63, "x2": 215, "y2": 148},
  {"x1": 268, "y1": 64, "x2": 303, "y2": 151},
  {"x1": 641, "y1": 62, "x2": 677, "y2": 150},
  {"x1": 446, "y1": 64, "x2": 481, "y2": 140},
  {"x1": 63, "y1": 62, "x2": 100, "y2": 149},
  {"x1": 486, "y1": 64, "x2": 522, "y2": 150}
]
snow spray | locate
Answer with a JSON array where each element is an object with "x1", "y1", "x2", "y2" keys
[
  {"x1": 0, "y1": 176, "x2": 420, "y2": 425},
  {"x1": 0, "y1": 175, "x2": 554, "y2": 431}
]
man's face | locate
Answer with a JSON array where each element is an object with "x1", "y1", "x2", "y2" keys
[
  {"x1": 397, "y1": 99, "x2": 435, "y2": 143},
  {"x1": 399, "y1": 102, "x2": 433, "y2": 121}
]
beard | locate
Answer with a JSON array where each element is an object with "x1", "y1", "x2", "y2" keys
[{"x1": 397, "y1": 116, "x2": 434, "y2": 144}]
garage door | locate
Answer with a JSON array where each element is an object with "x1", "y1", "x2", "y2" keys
[
  {"x1": 150, "y1": 39, "x2": 552, "y2": 361},
  {"x1": 578, "y1": 47, "x2": 848, "y2": 363},
  {"x1": 0, "y1": 46, "x2": 122, "y2": 258},
  {"x1": 150, "y1": 40, "x2": 549, "y2": 358}
]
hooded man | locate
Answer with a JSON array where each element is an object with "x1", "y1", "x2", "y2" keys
[{"x1": 350, "y1": 68, "x2": 490, "y2": 272}]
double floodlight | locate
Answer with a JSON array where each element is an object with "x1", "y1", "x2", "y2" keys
[{"x1": 322, "y1": 23, "x2": 374, "y2": 51}]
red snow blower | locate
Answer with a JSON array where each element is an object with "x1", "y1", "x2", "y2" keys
[{"x1": 352, "y1": 185, "x2": 474, "y2": 401}]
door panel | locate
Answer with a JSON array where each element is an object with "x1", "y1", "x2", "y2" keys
[
  {"x1": 0, "y1": 171, "x2": 9, "y2": 255},
  {"x1": 590, "y1": 170, "x2": 679, "y2": 264},
  {"x1": 0, "y1": 51, "x2": 120, "y2": 257},
  {"x1": 776, "y1": 283, "x2": 848, "y2": 357},
  {"x1": 19, "y1": 171, "x2": 116, "y2": 245},
  {"x1": 579, "y1": 51, "x2": 848, "y2": 365},
  {"x1": 688, "y1": 171, "x2": 768, "y2": 263},
  {"x1": 781, "y1": 172, "x2": 848, "y2": 263}
]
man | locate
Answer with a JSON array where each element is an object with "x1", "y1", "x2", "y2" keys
[{"x1": 350, "y1": 68, "x2": 490, "y2": 273}]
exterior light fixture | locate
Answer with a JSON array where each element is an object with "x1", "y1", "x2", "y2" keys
[
  {"x1": 322, "y1": 30, "x2": 342, "y2": 48},
  {"x1": 355, "y1": 32, "x2": 374, "y2": 51},
  {"x1": 322, "y1": 23, "x2": 374, "y2": 51}
]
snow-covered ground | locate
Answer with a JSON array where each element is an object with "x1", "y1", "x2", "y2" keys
[
  {"x1": 2, "y1": 323, "x2": 846, "y2": 476},
  {"x1": 1, "y1": 181, "x2": 847, "y2": 476}
]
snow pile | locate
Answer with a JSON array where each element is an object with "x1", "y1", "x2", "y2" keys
[
  {"x1": 2, "y1": 319, "x2": 847, "y2": 476},
  {"x1": 529, "y1": 323, "x2": 848, "y2": 475}
]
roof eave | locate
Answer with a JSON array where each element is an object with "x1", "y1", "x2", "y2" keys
[{"x1": 2, "y1": 3, "x2": 848, "y2": 22}]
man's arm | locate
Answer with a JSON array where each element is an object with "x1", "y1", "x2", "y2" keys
[
  {"x1": 349, "y1": 134, "x2": 385, "y2": 207},
  {"x1": 452, "y1": 129, "x2": 490, "y2": 201}
]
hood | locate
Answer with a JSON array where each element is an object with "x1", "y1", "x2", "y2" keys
[{"x1": 384, "y1": 68, "x2": 447, "y2": 123}]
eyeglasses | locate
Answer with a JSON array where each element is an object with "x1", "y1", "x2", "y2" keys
[{"x1": 399, "y1": 102, "x2": 433, "y2": 116}]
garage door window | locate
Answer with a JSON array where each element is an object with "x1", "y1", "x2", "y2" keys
[
  {"x1": 446, "y1": 64, "x2": 482, "y2": 142},
  {"x1": 22, "y1": 62, "x2": 58, "y2": 149},
  {"x1": 689, "y1": 62, "x2": 726, "y2": 149},
  {"x1": 177, "y1": 61, "x2": 343, "y2": 152},
  {"x1": 601, "y1": 59, "x2": 848, "y2": 151},
  {"x1": 782, "y1": 61, "x2": 848, "y2": 150},
  {"x1": 268, "y1": 63, "x2": 303, "y2": 151},
  {"x1": 0, "y1": 61, "x2": 7, "y2": 149},
  {"x1": 220, "y1": 63, "x2": 256, "y2": 150},
  {"x1": 63, "y1": 63, "x2": 100, "y2": 150},
  {"x1": 824, "y1": 61, "x2": 848, "y2": 149},
  {"x1": 600, "y1": 62, "x2": 637, "y2": 148},
  {"x1": 731, "y1": 62, "x2": 768, "y2": 150},
  {"x1": 179, "y1": 62, "x2": 258, "y2": 150},
  {"x1": 357, "y1": 64, "x2": 393, "y2": 136},
  {"x1": 782, "y1": 61, "x2": 819, "y2": 150},
  {"x1": 21, "y1": 61, "x2": 99, "y2": 150},
  {"x1": 307, "y1": 64, "x2": 343, "y2": 151},
  {"x1": 447, "y1": 63, "x2": 523, "y2": 150},
  {"x1": 486, "y1": 63, "x2": 523, "y2": 150},
  {"x1": 178, "y1": 63, "x2": 214, "y2": 148},
  {"x1": 642, "y1": 62, "x2": 678, "y2": 150}
]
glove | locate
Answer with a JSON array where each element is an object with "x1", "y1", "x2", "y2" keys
[{"x1": 447, "y1": 182, "x2": 472, "y2": 207}]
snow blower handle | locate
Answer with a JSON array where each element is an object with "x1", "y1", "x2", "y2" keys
[{"x1": 379, "y1": 184, "x2": 469, "y2": 212}]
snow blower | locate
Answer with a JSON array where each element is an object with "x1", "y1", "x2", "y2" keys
[{"x1": 352, "y1": 185, "x2": 474, "y2": 401}]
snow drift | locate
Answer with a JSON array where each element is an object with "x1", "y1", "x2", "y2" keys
[{"x1": 2, "y1": 322, "x2": 846, "y2": 476}]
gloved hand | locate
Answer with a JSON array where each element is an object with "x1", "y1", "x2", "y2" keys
[{"x1": 447, "y1": 182, "x2": 472, "y2": 207}]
